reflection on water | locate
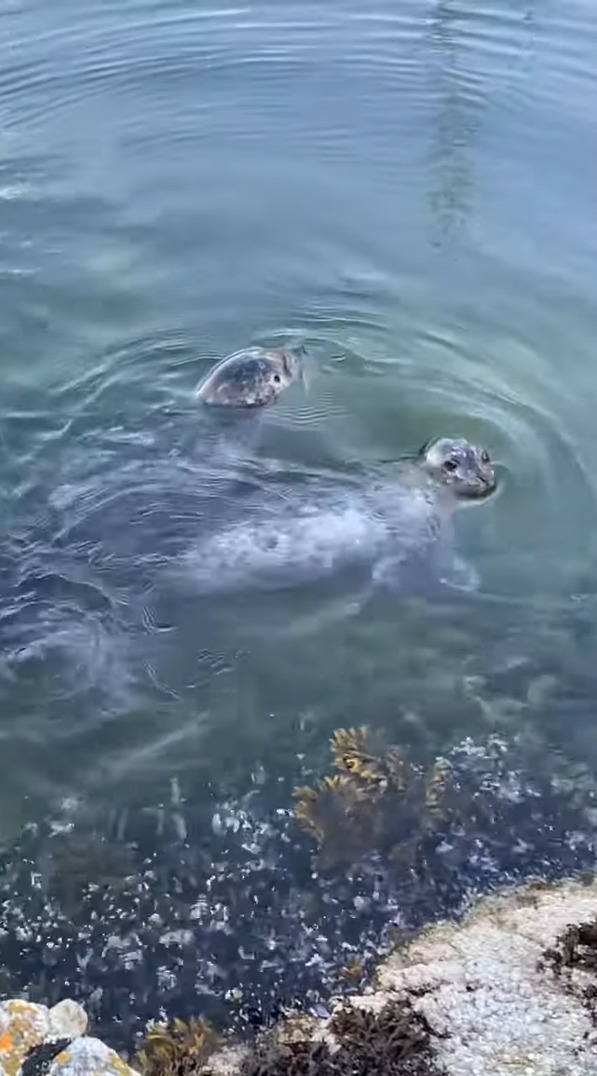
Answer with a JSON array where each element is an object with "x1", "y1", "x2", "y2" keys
[
  {"x1": 1, "y1": 0, "x2": 597, "y2": 1048},
  {"x1": 428, "y1": 0, "x2": 477, "y2": 244},
  {"x1": 427, "y1": 0, "x2": 539, "y2": 244}
]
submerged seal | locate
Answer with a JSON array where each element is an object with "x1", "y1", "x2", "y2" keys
[
  {"x1": 180, "y1": 436, "x2": 496, "y2": 595},
  {"x1": 196, "y1": 346, "x2": 305, "y2": 409}
]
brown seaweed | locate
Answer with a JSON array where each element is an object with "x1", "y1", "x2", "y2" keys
[
  {"x1": 293, "y1": 726, "x2": 461, "y2": 872},
  {"x1": 542, "y1": 917, "x2": 597, "y2": 1026},
  {"x1": 134, "y1": 1017, "x2": 222, "y2": 1076},
  {"x1": 237, "y1": 999, "x2": 442, "y2": 1076}
]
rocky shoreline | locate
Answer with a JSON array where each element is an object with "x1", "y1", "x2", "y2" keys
[
  {"x1": 2, "y1": 725, "x2": 597, "y2": 1054},
  {"x1": 202, "y1": 877, "x2": 597, "y2": 1076},
  {"x1": 3, "y1": 878, "x2": 597, "y2": 1076}
]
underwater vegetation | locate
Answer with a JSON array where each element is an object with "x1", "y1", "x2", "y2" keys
[
  {"x1": 237, "y1": 999, "x2": 442, "y2": 1076},
  {"x1": 1, "y1": 726, "x2": 597, "y2": 1055},
  {"x1": 134, "y1": 1017, "x2": 222, "y2": 1076},
  {"x1": 293, "y1": 725, "x2": 485, "y2": 873}
]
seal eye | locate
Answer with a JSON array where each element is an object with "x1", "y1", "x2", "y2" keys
[
  {"x1": 273, "y1": 374, "x2": 281, "y2": 384},
  {"x1": 443, "y1": 458, "x2": 458, "y2": 473},
  {"x1": 481, "y1": 450, "x2": 490, "y2": 464}
]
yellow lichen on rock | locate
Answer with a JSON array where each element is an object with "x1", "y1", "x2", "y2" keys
[
  {"x1": 0, "y1": 998, "x2": 131, "y2": 1076},
  {"x1": 0, "y1": 999, "x2": 51, "y2": 1076}
]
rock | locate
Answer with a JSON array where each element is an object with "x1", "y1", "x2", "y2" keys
[
  {"x1": 0, "y1": 1000, "x2": 51, "y2": 1076},
  {"x1": 46, "y1": 1038, "x2": 138, "y2": 1076},
  {"x1": 0, "y1": 999, "x2": 136, "y2": 1076},
  {"x1": 47, "y1": 1004, "x2": 87, "y2": 1043},
  {"x1": 4, "y1": 878, "x2": 597, "y2": 1076},
  {"x1": 372, "y1": 880, "x2": 597, "y2": 1075},
  {"x1": 200, "y1": 879, "x2": 597, "y2": 1076}
]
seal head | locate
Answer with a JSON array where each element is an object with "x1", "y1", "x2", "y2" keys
[
  {"x1": 197, "y1": 346, "x2": 305, "y2": 409},
  {"x1": 420, "y1": 436, "x2": 496, "y2": 498}
]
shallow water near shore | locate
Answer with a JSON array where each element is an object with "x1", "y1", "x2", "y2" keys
[{"x1": 2, "y1": 0, "x2": 597, "y2": 1049}]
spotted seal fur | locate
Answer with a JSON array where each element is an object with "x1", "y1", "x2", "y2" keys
[
  {"x1": 180, "y1": 437, "x2": 496, "y2": 595},
  {"x1": 196, "y1": 346, "x2": 305, "y2": 409}
]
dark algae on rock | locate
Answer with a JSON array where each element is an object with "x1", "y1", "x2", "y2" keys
[
  {"x1": 237, "y1": 1000, "x2": 443, "y2": 1076},
  {"x1": 542, "y1": 913, "x2": 597, "y2": 1027},
  {"x1": 20, "y1": 1040, "x2": 73, "y2": 1076}
]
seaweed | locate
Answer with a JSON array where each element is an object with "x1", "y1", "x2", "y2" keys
[
  {"x1": 2, "y1": 731, "x2": 597, "y2": 1056},
  {"x1": 293, "y1": 727, "x2": 462, "y2": 872},
  {"x1": 237, "y1": 999, "x2": 442, "y2": 1076},
  {"x1": 21, "y1": 1040, "x2": 72, "y2": 1076},
  {"x1": 134, "y1": 1017, "x2": 222, "y2": 1076},
  {"x1": 542, "y1": 917, "x2": 597, "y2": 1026}
]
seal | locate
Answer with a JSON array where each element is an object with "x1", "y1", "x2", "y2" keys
[
  {"x1": 369, "y1": 435, "x2": 496, "y2": 592},
  {"x1": 196, "y1": 346, "x2": 305, "y2": 409},
  {"x1": 180, "y1": 436, "x2": 496, "y2": 595},
  {"x1": 409, "y1": 436, "x2": 496, "y2": 499}
]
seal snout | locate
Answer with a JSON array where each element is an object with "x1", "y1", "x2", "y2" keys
[
  {"x1": 467, "y1": 453, "x2": 496, "y2": 496},
  {"x1": 478, "y1": 466, "x2": 496, "y2": 492},
  {"x1": 279, "y1": 345, "x2": 306, "y2": 384}
]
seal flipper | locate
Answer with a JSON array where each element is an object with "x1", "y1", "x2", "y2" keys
[
  {"x1": 371, "y1": 547, "x2": 480, "y2": 596},
  {"x1": 371, "y1": 553, "x2": 408, "y2": 592},
  {"x1": 438, "y1": 551, "x2": 480, "y2": 593},
  {"x1": 430, "y1": 517, "x2": 481, "y2": 594}
]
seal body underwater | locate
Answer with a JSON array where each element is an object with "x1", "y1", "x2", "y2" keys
[
  {"x1": 179, "y1": 437, "x2": 496, "y2": 595},
  {"x1": 196, "y1": 346, "x2": 305, "y2": 409}
]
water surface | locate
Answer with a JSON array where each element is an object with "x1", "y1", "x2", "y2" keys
[{"x1": 2, "y1": 0, "x2": 597, "y2": 1046}]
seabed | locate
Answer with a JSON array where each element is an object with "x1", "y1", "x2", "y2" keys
[
  {"x1": 2, "y1": 877, "x2": 597, "y2": 1076},
  {"x1": 199, "y1": 876, "x2": 597, "y2": 1076}
]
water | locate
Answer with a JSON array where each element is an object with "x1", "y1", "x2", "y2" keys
[{"x1": 2, "y1": 0, "x2": 597, "y2": 1050}]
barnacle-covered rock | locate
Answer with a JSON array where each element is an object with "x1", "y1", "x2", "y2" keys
[
  {"x1": 201, "y1": 879, "x2": 597, "y2": 1076},
  {"x1": 46, "y1": 1003, "x2": 88, "y2": 1044}
]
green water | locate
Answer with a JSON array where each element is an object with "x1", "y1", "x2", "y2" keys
[{"x1": 2, "y1": 0, "x2": 597, "y2": 1045}]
